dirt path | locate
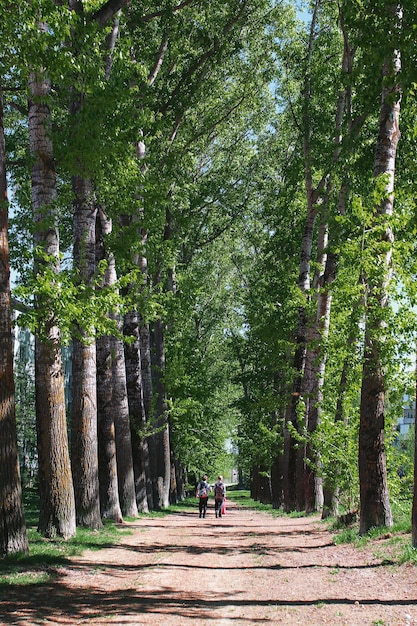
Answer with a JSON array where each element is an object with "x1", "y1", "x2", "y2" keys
[{"x1": 1, "y1": 499, "x2": 416, "y2": 625}]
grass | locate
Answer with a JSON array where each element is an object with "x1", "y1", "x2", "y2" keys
[
  {"x1": 328, "y1": 499, "x2": 417, "y2": 565},
  {"x1": 0, "y1": 487, "x2": 131, "y2": 588},
  {"x1": 0, "y1": 519, "x2": 128, "y2": 586},
  {"x1": 225, "y1": 488, "x2": 285, "y2": 516}
]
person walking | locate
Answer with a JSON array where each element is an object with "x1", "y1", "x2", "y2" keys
[
  {"x1": 213, "y1": 475, "x2": 226, "y2": 518},
  {"x1": 196, "y1": 474, "x2": 211, "y2": 518}
]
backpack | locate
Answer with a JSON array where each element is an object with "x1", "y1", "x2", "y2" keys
[
  {"x1": 214, "y1": 482, "x2": 225, "y2": 500},
  {"x1": 197, "y1": 482, "x2": 208, "y2": 498}
]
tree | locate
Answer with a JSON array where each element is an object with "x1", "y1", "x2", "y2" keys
[
  {"x1": 0, "y1": 79, "x2": 29, "y2": 556},
  {"x1": 358, "y1": 3, "x2": 402, "y2": 534},
  {"x1": 96, "y1": 207, "x2": 137, "y2": 518},
  {"x1": 413, "y1": 342, "x2": 417, "y2": 546},
  {"x1": 280, "y1": 0, "x2": 339, "y2": 512},
  {"x1": 28, "y1": 29, "x2": 76, "y2": 537},
  {"x1": 67, "y1": 0, "x2": 132, "y2": 525}
]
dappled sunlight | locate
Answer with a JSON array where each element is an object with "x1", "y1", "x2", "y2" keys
[{"x1": 2, "y1": 501, "x2": 416, "y2": 625}]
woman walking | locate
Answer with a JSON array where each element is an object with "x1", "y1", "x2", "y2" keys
[
  {"x1": 214, "y1": 475, "x2": 226, "y2": 518},
  {"x1": 196, "y1": 474, "x2": 211, "y2": 518}
]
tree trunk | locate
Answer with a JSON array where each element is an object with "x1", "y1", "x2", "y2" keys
[
  {"x1": 303, "y1": 213, "x2": 328, "y2": 514},
  {"x1": 283, "y1": 0, "x2": 324, "y2": 513},
  {"x1": 303, "y1": 11, "x2": 361, "y2": 514},
  {"x1": 71, "y1": 175, "x2": 102, "y2": 529},
  {"x1": 96, "y1": 331, "x2": 122, "y2": 523},
  {"x1": 140, "y1": 319, "x2": 155, "y2": 510},
  {"x1": 113, "y1": 334, "x2": 138, "y2": 517},
  {"x1": 270, "y1": 372, "x2": 284, "y2": 510},
  {"x1": 283, "y1": 312, "x2": 307, "y2": 512},
  {"x1": 69, "y1": 0, "x2": 132, "y2": 526},
  {"x1": 71, "y1": 333, "x2": 102, "y2": 528},
  {"x1": 412, "y1": 340, "x2": 417, "y2": 547},
  {"x1": 120, "y1": 201, "x2": 152, "y2": 513},
  {"x1": 251, "y1": 466, "x2": 260, "y2": 501},
  {"x1": 174, "y1": 459, "x2": 186, "y2": 501},
  {"x1": 119, "y1": 130, "x2": 153, "y2": 512},
  {"x1": 29, "y1": 69, "x2": 76, "y2": 539},
  {"x1": 359, "y1": 339, "x2": 393, "y2": 533},
  {"x1": 0, "y1": 80, "x2": 29, "y2": 556},
  {"x1": 270, "y1": 453, "x2": 284, "y2": 509},
  {"x1": 304, "y1": 220, "x2": 338, "y2": 513},
  {"x1": 123, "y1": 308, "x2": 150, "y2": 513},
  {"x1": 140, "y1": 320, "x2": 154, "y2": 421},
  {"x1": 148, "y1": 317, "x2": 171, "y2": 509},
  {"x1": 359, "y1": 7, "x2": 401, "y2": 534},
  {"x1": 122, "y1": 248, "x2": 154, "y2": 512},
  {"x1": 169, "y1": 448, "x2": 178, "y2": 505},
  {"x1": 96, "y1": 208, "x2": 138, "y2": 518}
]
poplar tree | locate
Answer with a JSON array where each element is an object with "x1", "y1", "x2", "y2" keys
[{"x1": 0, "y1": 79, "x2": 29, "y2": 556}]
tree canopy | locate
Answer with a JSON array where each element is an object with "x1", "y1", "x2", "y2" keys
[{"x1": 1, "y1": 0, "x2": 417, "y2": 553}]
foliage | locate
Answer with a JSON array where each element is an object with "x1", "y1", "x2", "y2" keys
[
  {"x1": 389, "y1": 425, "x2": 415, "y2": 503},
  {"x1": 13, "y1": 325, "x2": 37, "y2": 486},
  {"x1": 3, "y1": 0, "x2": 417, "y2": 537}
]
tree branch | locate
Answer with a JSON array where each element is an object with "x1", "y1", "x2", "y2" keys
[
  {"x1": 182, "y1": 94, "x2": 246, "y2": 150},
  {"x1": 148, "y1": 37, "x2": 169, "y2": 86},
  {"x1": 93, "y1": 0, "x2": 131, "y2": 27},
  {"x1": 159, "y1": 2, "x2": 247, "y2": 115},
  {"x1": 139, "y1": 0, "x2": 197, "y2": 23}
]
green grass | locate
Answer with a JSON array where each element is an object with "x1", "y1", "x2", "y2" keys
[
  {"x1": 225, "y1": 487, "x2": 310, "y2": 518},
  {"x1": 328, "y1": 499, "x2": 417, "y2": 565},
  {"x1": 0, "y1": 520, "x2": 129, "y2": 586},
  {"x1": 0, "y1": 569, "x2": 52, "y2": 586},
  {"x1": 0, "y1": 487, "x2": 131, "y2": 587},
  {"x1": 225, "y1": 488, "x2": 284, "y2": 515}
]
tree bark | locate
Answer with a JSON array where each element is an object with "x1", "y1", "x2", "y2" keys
[
  {"x1": 283, "y1": 305, "x2": 308, "y2": 512},
  {"x1": 0, "y1": 80, "x2": 29, "y2": 556},
  {"x1": 29, "y1": 69, "x2": 76, "y2": 539},
  {"x1": 95, "y1": 208, "x2": 138, "y2": 518},
  {"x1": 93, "y1": 210, "x2": 121, "y2": 523},
  {"x1": 140, "y1": 319, "x2": 155, "y2": 509},
  {"x1": 412, "y1": 340, "x2": 417, "y2": 547},
  {"x1": 96, "y1": 330, "x2": 123, "y2": 523},
  {"x1": 303, "y1": 9, "x2": 360, "y2": 514},
  {"x1": 70, "y1": 2, "x2": 128, "y2": 525},
  {"x1": 120, "y1": 199, "x2": 153, "y2": 512},
  {"x1": 71, "y1": 175, "x2": 103, "y2": 529},
  {"x1": 123, "y1": 308, "x2": 151, "y2": 513},
  {"x1": 71, "y1": 332, "x2": 102, "y2": 528},
  {"x1": 148, "y1": 317, "x2": 171, "y2": 509},
  {"x1": 120, "y1": 128, "x2": 154, "y2": 511},
  {"x1": 282, "y1": 0, "x2": 323, "y2": 513}
]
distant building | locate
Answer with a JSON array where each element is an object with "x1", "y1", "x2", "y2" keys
[{"x1": 397, "y1": 395, "x2": 415, "y2": 437}]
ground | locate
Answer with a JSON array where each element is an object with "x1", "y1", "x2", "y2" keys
[{"x1": 1, "y1": 499, "x2": 416, "y2": 625}]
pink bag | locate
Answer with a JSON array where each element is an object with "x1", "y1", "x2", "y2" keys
[{"x1": 221, "y1": 499, "x2": 226, "y2": 515}]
